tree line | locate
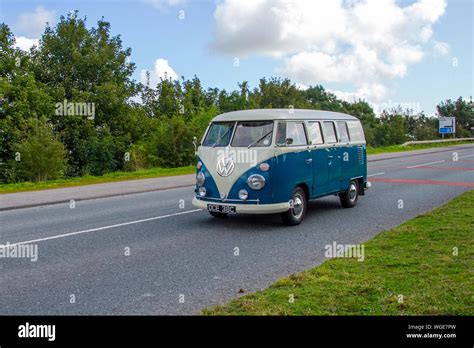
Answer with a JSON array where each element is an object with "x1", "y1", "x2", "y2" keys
[{"x1": 0, "y1": 12, "x2": 472, "y2": 183}]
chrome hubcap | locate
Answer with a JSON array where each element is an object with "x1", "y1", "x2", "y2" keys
[
  {"x1": 292, "y1": 193, "x2": 304, "y2": 219},
  {"x1": 348, "y1": 183, "x2": 357, "y2": 202}
]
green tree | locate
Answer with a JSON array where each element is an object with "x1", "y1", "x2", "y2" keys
[
  {"x1": 31, "y1": 12, "x2": 137, "y2": 176},
  {"x1": 375, "y1": 111, "x2": 408, "y2": 146},
  {"x1": 14, "y1": 118, "x2": 66, "y2": 181},
  {"x1": 0, "y1": 23, "x2": 55, "y2": 182},
  {"x1": 437, "y1": 97, "x2": 473, "y2": 137},
  {"x1": 151, "y1": 116, "x2": 195, "y2": 168},
  {"x1": 255, "y1": 77, "x2": 307, "y2": 109},
  {"x1": 404, "y1": 112, "x2": 438, "y2": 141}
]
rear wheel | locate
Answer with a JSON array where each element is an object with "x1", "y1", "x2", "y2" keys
[
  {"x1": 339, "y1": 180, "x2": 359, "y2": 208},
  {"x1": 281, "y1": 187, "x2": 307, "y2": 226},
  {"x1": 209, "y1": 211, "x2": 228, "y2": 218}
]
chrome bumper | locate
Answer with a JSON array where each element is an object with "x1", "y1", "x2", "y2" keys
[{"x1": 192, "y1": 197, "x2": 290, "y2": 214}]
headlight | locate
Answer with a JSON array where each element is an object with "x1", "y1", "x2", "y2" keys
[
  {"x1": 259, "y1": 163, "x2": 270, "y2": 172},
  {"x1": 196, "y1": 172, "x2": 205, "y2": 186},
  {"x1": 238, "y1": 189, "x2": 248, "y2": 200},
  {"x1": 198, "y1": 186, "x2": 206, "y2": 197},
  {"x1": 247, "y1": 174, "x2": 265, "y2": 190}
]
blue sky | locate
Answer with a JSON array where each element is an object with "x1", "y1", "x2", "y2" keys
[{"x1": 1, "y1": 0, "x2": 472, "y2": 115}]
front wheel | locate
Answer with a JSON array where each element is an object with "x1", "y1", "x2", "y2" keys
[
  {"x1": 339, "y1": 180, "x2": 359, "y2": 208},
  {"x1": 281, "y1": 187, "x2": 307, "y2": 226}
]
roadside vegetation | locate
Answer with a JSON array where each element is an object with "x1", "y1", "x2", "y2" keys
[
  {"x1": 1, "y1": 12, "x2": 473, "y2": 187},
  {"x1": 366, "y1": 139, "x2": 474, "y2": 155},
  {"x1": 203, "y1": 190, "x2": 474, "y2": 315},
  {"x1": 2, "y1": 140, "x2": 472, "y2": 194}
]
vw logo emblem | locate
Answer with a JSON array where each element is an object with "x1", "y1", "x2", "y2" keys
[{"x1": 216, "y1": 157, "x2": 235, "y2": 177}]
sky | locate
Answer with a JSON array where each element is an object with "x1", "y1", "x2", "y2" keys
[{"x1": 0, "y1": 0, "x2": 472, "y2": 115}]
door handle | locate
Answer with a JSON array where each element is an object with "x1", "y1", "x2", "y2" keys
[{"x1": 306, "y1": 158, "x2": 313, "y2": 164}]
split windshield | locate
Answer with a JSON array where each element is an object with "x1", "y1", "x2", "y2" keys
[
  {"x1": 202, "y1": 122, "x2": 235, "y2": 147},
  {"x1": 202, "y1": 121, "x2": 274, "y2": 147}
]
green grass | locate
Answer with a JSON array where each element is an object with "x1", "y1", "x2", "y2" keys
[
  {"x1": 366, "y1": 140, "x2": 473, "y2": 155},
  {"x1": 203, "y1": 190, "x2": 474, "y2": 315},
  {"x1": 0, "y1": 166, "x2": 195, "y2": 194}
]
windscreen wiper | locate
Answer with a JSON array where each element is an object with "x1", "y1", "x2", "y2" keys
[
  {"x1": 248, "y1": 130, "x2": 273, "y2": 148},
  {"x1": 212, "y1": 127, "x2": 233, "y2": 148}
]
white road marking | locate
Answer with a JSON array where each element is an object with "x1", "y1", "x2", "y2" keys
[
  {"x1": 0, "y1": 209, "x2": 202, "y2": 248},
  {"x1": 407, "y1": 160, "x2": 445, "y2": 169},
  {"x1": 459, "y1": 153, "x2": 474, "y2": 159},
  {"x1": 367, "y1": 172, "x2": 385, "y2": 177}
]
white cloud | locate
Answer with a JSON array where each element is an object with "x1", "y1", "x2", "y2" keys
[
  {"x1": 14, "y1": 37, "x2": 39, "y2": 51},
  {"x1": 331, "y1": 83, "x2": 390, "y2": 104},
  {"x1": 17, "y1": 6, "x2": 56, "y2": 38},
  {"x1": 433, "y1": 41, "x2": 450, "y2": 56},
  {"x1": 144, "y1": 0, "x2": 186, "y2": 11},
  {"x1": 211, "y1": 0, "x2": 448, "y2": 103},
  {"x1": 140, "y1": 58, "x2": 178, "y2": 86}
]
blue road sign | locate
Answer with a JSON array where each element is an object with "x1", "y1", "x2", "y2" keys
[{"x1": 439, "y1": 127, "x2": 453, "y2": 134}]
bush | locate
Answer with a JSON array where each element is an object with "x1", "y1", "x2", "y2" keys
[
  {"x1": 83, "y1": 134, "x2": 117, "y2": 176},
  {"x1": 14, "y1": 118, "x2": 67, "y2": 182},
  {"x1": 123, "y1": 143, "x2": 152, "y2": 171},
  {"x1": 151, "y1": 116, "x2": 195, "y2": 168}
]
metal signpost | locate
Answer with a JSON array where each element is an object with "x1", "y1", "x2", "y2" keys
[{"x1": 439, "y1": 117, "x2": 455, "y2": 139}]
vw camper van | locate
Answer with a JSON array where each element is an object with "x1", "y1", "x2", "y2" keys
[{"x1": 192, "y1": 109, "x2": 370, "y2": 225}]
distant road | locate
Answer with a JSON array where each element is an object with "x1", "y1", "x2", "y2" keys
[{"x1": 0, "y1": 144, "x2": 473, "y2": 314}]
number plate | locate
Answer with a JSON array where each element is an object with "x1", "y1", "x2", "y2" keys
[{"x1": 207, "y1": 204, "x2": 236, "y2": 214}]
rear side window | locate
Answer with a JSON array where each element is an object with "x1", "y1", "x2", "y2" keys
[
  {"x1": 346, "y1": 121, "x2": 365, "y2": 142},
  {"x1": 323, "y1": 121, "x2": 337, "y2": 143},
  {"x1": 307, "y1": 121, "x2": 324, "y2": 145},
  {"x1": 276, "y1": 122, "x2": 307, "y2": 146},
  {"x1": 337, "y1": 121, "x2": 350, "y2": 143}
]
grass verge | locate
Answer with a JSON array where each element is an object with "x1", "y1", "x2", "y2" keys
[
  {"x1": 203, "y1": 190, "x2": 474, "y2": 315},
  {"x1": 0, "y1": 166, "x2": 195, "y2": 194},
  {"x1": 366, "y1": 140, "x2": 473, "y2": 155}
]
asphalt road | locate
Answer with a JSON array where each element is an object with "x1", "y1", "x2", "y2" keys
[{"x1": 0, "y1": 145, "x2": 473, "y2": 315}]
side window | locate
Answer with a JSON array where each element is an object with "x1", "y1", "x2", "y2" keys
[
  {"x1": 276, "y1": 122, "x2": 307, "y2": 146},
  {"x1": 307, "y1": 121, "x2": 324, "y2": 145},
  {"x1": 347, "y1": 121, "x2": 365, "y2": 142},
  {"x1": 323, "y1": 121, "x2": 337, "y2": 143},
  {"x1": 337, "y1": 121, "x2": 350, "y2": 143}
]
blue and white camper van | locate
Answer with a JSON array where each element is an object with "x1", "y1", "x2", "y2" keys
[{"x1": 192, "y1": 109, "x2": 370, "y2": 225}]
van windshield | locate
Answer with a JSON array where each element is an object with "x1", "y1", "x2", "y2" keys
[
  {"x1": 202, "y1": 122, "x2": 235, "y2": 147},
  {"x1": 231, "y1": 121, "x2": 274, "y2": 147}
]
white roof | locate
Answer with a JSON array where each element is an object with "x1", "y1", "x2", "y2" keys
[{"x1": 212, "y1": 109, "x2": 359, "y2": 122}]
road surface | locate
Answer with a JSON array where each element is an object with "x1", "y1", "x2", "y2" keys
[{"x1": 0, "y1": 145, "x2": 473, "y2": 314}]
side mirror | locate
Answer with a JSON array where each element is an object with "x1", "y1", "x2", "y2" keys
[
  {"x1": 192, "y1": 136, "x2": 198, "y2": 152},
  {"x1": 285, "y1": 138, "x2": 293, "y2": 146}
]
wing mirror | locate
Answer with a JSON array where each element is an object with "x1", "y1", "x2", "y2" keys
[{"x1": 192, "y1": 136, "x2": 198, "y2": 153}]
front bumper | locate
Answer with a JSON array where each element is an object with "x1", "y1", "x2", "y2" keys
[{"x1": 192, "y1": 197, "x2": 290, "y2": 214}]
